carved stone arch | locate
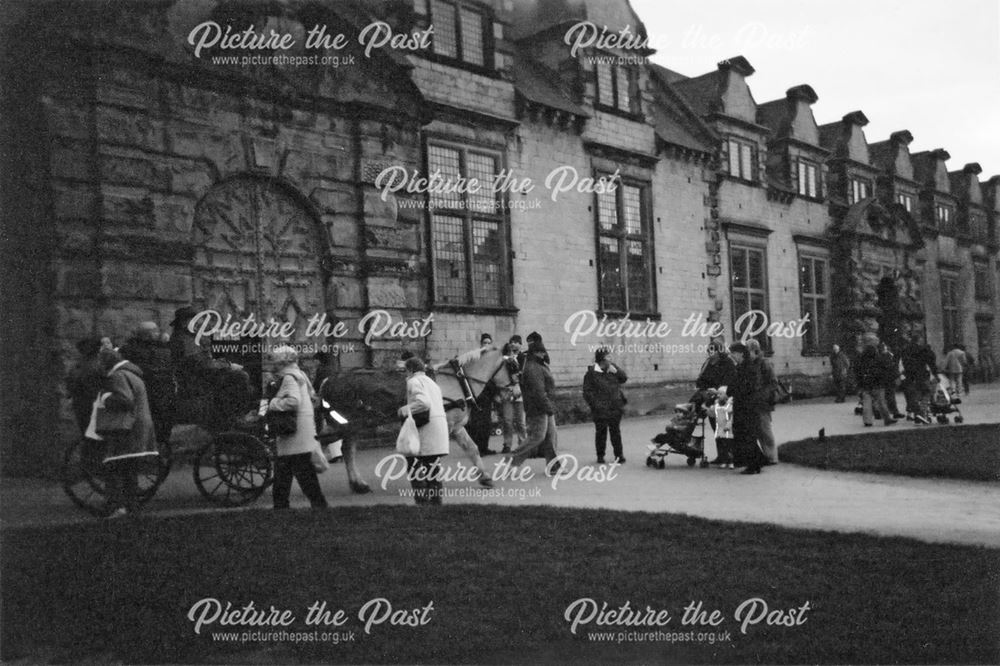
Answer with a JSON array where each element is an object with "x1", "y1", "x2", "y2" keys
[{"x1": 191, "y1": 174, "x2": 332, "y2": 372}]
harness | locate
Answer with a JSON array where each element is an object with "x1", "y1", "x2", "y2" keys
[{"x1": 435, "y1": 356, "x2": 514, "y2": 412}]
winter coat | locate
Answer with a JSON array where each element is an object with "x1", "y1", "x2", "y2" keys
[
  {"x1": 943, "y1": 348, "x2": 967, "y2": 374},
  {"x1": 268, "y1": 366, "x2": 318, "y2": 457},
  {"x1": 102, "y1": 361, "x2": 157, "y2": 457},
  {"x1": 120, "y1": 337, "x2": 176, "y2": 418},
  {"x1": 582, "y1": 363, "x2": 628, "y2": 421},
  {"x1": 876, "y1": 350, "x2": 900, "y2": 388},
  {"x1": 901, "y1": 344, "x2": 936, "y2": 385},
  {"x1": 729, "y1": 359, "x2": 761, "y2": 415},
  {"x1": 712, "y1": 399, "x2": 734, "y2": 439},
  {"x1": 695, "y1": 353, "x2": 737, "y2": 391},
  {"x1": 521, "y1": 355, "x2": 557, "y2": 417},
  {"x1": 830, "y1": 351, "x2": 851, "y2": 380},
  {"x1": 854, "y1": 347, "x2": 881, "y2": 391},
  {"x1": 403, "y1": 372, "x2": 450, "y2": 457}
]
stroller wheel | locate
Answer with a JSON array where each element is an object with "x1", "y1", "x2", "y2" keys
[
  {"x1": 954, "y1": 415, "x2": 964, "y2": 424},
  {"x1": 646, "y1": 457, "x2": 654, "y2": 468},
  {"x1": 657, "y1": 459, "x2": 666, "y2": 470},
  {"x1": 699, "y1": 458, "x2": 710, "y2": 468},
  {"x1": 686, "y1": 457, "x2": 696, "y2": 467}
]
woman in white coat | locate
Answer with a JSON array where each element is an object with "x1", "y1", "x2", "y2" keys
[
  {"x1": 268, "y1": 346, "x2": 328, "y2": 509},
  {"x1": 397, "y1": 356, "x2": 450, "y2": 504}
]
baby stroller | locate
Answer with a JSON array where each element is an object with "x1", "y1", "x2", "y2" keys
[
  {"x1": 646, "y1": 390, "x2": 713, "y2": 469},
  {"x1": 928, "y1": 374, "x2": 964, "y2": 424}
]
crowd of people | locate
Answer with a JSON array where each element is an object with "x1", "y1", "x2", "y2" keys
[
  {"x1": 71, "y1": 301, "x2": 981, "y2": 515},
  {"x1": 829, "y1": 332, "x2": 974, "y2": 426}
]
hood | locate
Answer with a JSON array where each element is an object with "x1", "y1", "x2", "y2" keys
[{"x1": 112, "y1": 361, "x2": 145, "y2": 378}]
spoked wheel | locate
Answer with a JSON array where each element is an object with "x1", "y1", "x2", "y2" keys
[
  {"x1": 136, "y1": 443, "x2": 173, "y2": 504},
  {"x1": 62, "y1": 439, "x2": 113, "y2": 517},
  {"x1": 61, "y1": 440, "x2": 171, "y2": 516},
  {"x1": 193, "y1": 432, "x2": 274, "y2": 506}
]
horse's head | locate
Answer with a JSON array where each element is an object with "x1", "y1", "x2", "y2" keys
[{"x1": 464, "y1": 347, "x2": 516, "y2": 390}]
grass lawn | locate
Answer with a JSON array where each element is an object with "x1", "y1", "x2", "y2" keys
[
  {"x1": 2, "y1": 506, "x2": 998, "y2": 664},
  {"x1": 779, "y1": 423, "x2": 1000, "y2": 482}
]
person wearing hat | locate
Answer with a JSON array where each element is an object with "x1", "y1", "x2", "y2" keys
[
  {"x1": 466, "y1": 333, "x2": 499, "y2": 456},
  {"x1": 582, "y1": 347, "x2": 628, "y2": 464},
  {"x1": 120, "y1": 321, "x2": 176, "y2": 445},
  {"x1": 268, "y1": 345, "x2": 329, "y2": 509},
  {"x1": 509, "y1": 339, "x2": 560, "y2": 474},
  {"x1": 526, "y1": 331, "x2": 550, "y2": 365},
  {"x1": 499, "y1": 335, "x2": 527, "y2": 453},
  {"x1": 727, "y1": 341, "x2": 767, "y2": 474},
  {"x1": 168, "y1": 305, "x2": 250, "y2": 418}
]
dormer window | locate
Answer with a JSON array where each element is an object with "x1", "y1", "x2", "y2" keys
[
  {"x1": 428, "y1": 0, "x2": 490, "y2": 69},
  {"x1": 848, "y1": 177, "x2": 871, "y2": 205},
  {"x1": 594, "y1": 59, "x2": 638, "y2": 115},
  {"x1": 794, "y1": 158, "x2": 820, "y2": 198},
  {"x1": 935, "y1": 203, "x2": 953, "y2": 230},
  {"x1": 896, "y1": 192, "x2": 914, "y2": 212},
  {"x1": 726, "y1": 137, "x2": 756, "y2": 182}
]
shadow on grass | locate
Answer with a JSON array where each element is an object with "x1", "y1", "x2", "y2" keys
[
  {"x1": 780, "y1": 423, "x2": 1000, "y2": 482},
  {"x1": 1, "y1": 506, "x2": 998, "y2": 664}
]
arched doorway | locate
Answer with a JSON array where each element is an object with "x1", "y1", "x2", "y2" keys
[{"x1": 191, "y1": 176, "x2": 328, "y2": 382}]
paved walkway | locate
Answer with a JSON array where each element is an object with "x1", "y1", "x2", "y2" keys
[{"x1": 3, "y1": 385, "x2": 999, "y2": 547}]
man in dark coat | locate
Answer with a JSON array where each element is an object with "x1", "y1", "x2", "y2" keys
[
  {"x1": 876, "y1": 342, "x2": 904, "y2": 419},
  {"x1": 120, "y1": 321, "x2": 176, "y2": 445},
  {"x1": 855, "y1": 335, "x2": 896, "y2": 427},
  {"x1": 582, "y1": 348, "x2": 628, "y2": 464},
  {"x1": 728, "y1": 342, "x2": 766, "y2": 474},
  {"x1": 900, "y1": 333, "x2": 936, "y2": 424},
  {"x1": 509, "y1": 340, "x2": 560, "y2": 474},
  {"x1": 829, "y1": 344, "x2": 851, "y2": 403}
]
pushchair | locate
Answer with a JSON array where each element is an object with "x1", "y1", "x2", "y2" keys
[
  {"x1": 646, "y1": 389, "x2": 714, "y2": 469},
  {"x1": 928, "y1": 374, "x2": 964, "y2": 424}
]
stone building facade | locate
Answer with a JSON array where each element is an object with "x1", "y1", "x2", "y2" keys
[{"x1": 1, "y1": 0, "x2": 997, "y2": 474}]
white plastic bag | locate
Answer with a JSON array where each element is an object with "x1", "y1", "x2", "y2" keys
[
  {"x1": 310, "y1": 445, "x2": 330, "y2": 474},
  {"x1": 395, "y1": 414, "x2": 421, "y2": 457},
  {"x1": 84, "y1": 393, "x2": 110, "y2": 441}
]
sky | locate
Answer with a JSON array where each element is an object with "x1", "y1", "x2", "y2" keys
[{"x1": 630, "y1": 0, "x2": 1000, "y2": 177}]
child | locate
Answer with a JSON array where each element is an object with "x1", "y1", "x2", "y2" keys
[{"x1": 711, "y1": 387, "x2": 734, "y2": 469}]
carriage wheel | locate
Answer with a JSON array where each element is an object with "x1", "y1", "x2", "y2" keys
[
  {"x1": 193, "y1": 432, "x2": 274, "y2": 506},
  {"x1": 136, "y1": 443, "x2": 173, "y2": 505},
  {"x1": 62, "y1": 439, "x2": 113, "y2": 517},
  {"x1": 686, "y1": 457, "x2": 697, "y2": 467}
]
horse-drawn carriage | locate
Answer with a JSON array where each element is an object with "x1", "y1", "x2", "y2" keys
[{"x1": 62, "y1": 369, "x2": 275, "y2": 516}]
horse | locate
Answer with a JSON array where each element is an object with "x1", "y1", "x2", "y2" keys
[{"x1": 318, "y1": 347, "x2": 518, "y2": 493}]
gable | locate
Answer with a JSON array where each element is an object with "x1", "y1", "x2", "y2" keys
[
  {"x1": 846, "y1": 125, "x2": 870, "y2": 164},
  {"x1": 894, "y1": 145, "x2": 914, "y2": 180},
  {"x1": 721, "y1": 73, "x2": 756, "y2": 123},
  {"x1": 790, "y1": 100, "x2": 818, "y2": 145}
]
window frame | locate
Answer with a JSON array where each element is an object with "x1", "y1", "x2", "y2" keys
[
  {"x1": 974, "y1": 262, "x2": 992, "y2": 302},
  {"x1": 935, "y1": 202, "x2": 954, "y2": 232},
  {"x1": 593, "y1": 57, "x2": 640, "y2": 117},
  {"x1": 895, "y1": 191, "x2": 914, "y2": 213},
  {"x1": 848, "y1": 176, "x2": 871, "y2": 205},
  {"x1": 797, "y1": 253, "x2": 830, "y2": 355},
  {"x1": 424, "y1": 0, "x2": 494, "y2": 74},
  {"x1": 725, "y1": 136, "x2": 756, "y2": 182},
  {"x1": 593, "y1": 174, "x2": 657, "y2": 316},
  {"x1": 425, "y1": 138, "x2": 511, "y2": 310},
  {"x1": 940, "y1": 274, "x2": 961, "y2": 349},
  {"x1": 794, "y1": 157, "x2": 820, "y2": 199},
  {"x1": 729, "y1": 241, "x2": 772, "y2": 353}
]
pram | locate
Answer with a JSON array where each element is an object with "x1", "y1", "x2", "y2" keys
[
  {"x1": 928, "y1": 374, "x2": 964, "y2": 424},
  {"x1": 646, "y1": 389, "x2": 714, "y2": 469}
]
